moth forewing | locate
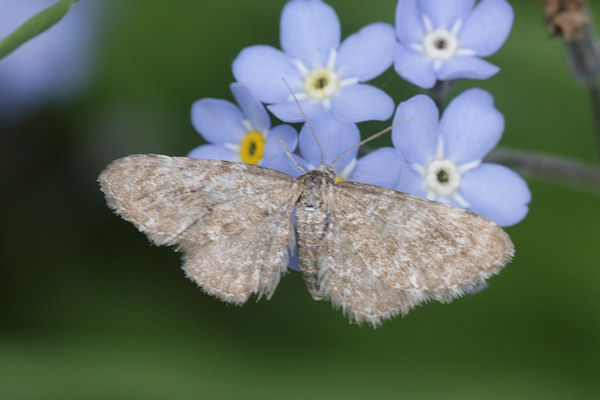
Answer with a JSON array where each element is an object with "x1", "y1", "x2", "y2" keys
[
  {"x1": 315, "y1": 180, "x2": 514, "y2": 325},
  {"x1": 99, "y1": 155, "x2": 299, "y2": 302}
]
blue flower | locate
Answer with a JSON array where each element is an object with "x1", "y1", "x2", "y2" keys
[
  {"x1": 188, "y1": 83, "x2": 298, "y2": 173},
  {"x1": 394, "y1": 0, "x2": 514, "y2": 89},
  {"x1": 392, "y1": 88, "x2": 530, "y2": 226},
  {"x1": 0, "y1": 0, "x2": 100, "y2": 119},
  {"x1": 233, "y1": 0, "x2": 396, "y2": 123}
]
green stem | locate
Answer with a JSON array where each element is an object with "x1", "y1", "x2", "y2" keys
[
  {"x1": 0, "y1": 0, "x2": 79, "y2": 61},
  {"x1": 427, "y1": 80, "x2": 456, "y2": 113}
]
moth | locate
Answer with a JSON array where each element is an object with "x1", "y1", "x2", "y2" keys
[{"x1": 99, "y1": 153, "x2": 514, "y2": 326}]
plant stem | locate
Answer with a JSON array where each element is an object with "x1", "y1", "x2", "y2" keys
[
  {"x1": 588, "y1": 85, "x2": 600, "y2": 159},
  {"x1": 427, "y1": 80, "x2": 455, "y2": 112},
  {"x1": 485, "y1": 146, "x2": 600, "y2": 191}
]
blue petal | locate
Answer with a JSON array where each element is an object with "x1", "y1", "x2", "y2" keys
[
  {"x1": 268, "y1": 98, "x2": 324, "y2": 123},
  {"x1": 263, "y1": 124, "x2": 298, "y2": 160},
  {"x1": 288, "y1": 213, "x2": 301, "y2": 271},
  {"x1": 336, "y1": 23, "x2": 395, "y2": 81},
  {"x1": 420, "y1": 0, "x2": 476, "y2": 29},
  {"x1": 280, "y1": 0, "x2": 341, "y2": 69},
  {"x1": 262, "y1": 153, "x2": 308, "y2": 178},
  {"x1": 460, "y1": 163, "x2": 531, "y2": 227},
  {"x1": 465, "y1": 282, "x2": 489, "y2": 296},
  {"x1": 330, "y1": 84, "x2": 394, "y2": 122},
  {"x1": 459, "y1": 0, "x2": 513, "y2": 57},
  {"x1": 232, "y1": 45, "x2": 303, "y2": 103},
  {"x1": 298, "y1": 113, "x2": 359, "y2": 169},
  {"x1": 395, "y1": 167, "x2": 427, "y2": 198},
  {"x1": 392, "y1": 94, "x2": 439, "y2": 165},
  {"x1": 288, "y1": 248, "x2": 301, "y2": 271},
  {"x1": 230, "y1": 83, "x2": 270, "y2": 132},
  {"x1": 349, "y1": 147, "x2": 405, "y2": 189},
  {"x1": 395, "y1": 0, "x2": 425, "y2": 44},
  {"x1": 394, "y1": 44, "x2": 437, "y2": 89},
  {"x1": 191, "y1": 98, "x2": 246, "y2": 144},
  {"x1": 187, "y1": 144, "x2": 239, "y2": 162},
  {"x1": 441, "y1": 88, "x2": 504, "y2": 164},
  {"x1": 437, "y1": 56, "x2": 499, "y2": 81}
]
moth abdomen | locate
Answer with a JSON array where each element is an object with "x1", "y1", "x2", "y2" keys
[{"x1": 295, "y1": 168, "x2": 336, "y2": 300}]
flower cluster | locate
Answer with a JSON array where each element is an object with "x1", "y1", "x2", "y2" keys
[{"x1": 189, "y1": 0, "x2": 530, "y2": 238}]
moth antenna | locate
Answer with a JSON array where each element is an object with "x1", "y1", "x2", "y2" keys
[
  {"x1": 281, "y1": 77, "x2": 324, "y2": 165},
  {"x1": 330, "y1": 119, "x2": 413, "y2": 167},
  {"x1": 277, "y1": 137, "x2": 308, "y2": 174}
]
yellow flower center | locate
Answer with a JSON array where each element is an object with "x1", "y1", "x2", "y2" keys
[
  {"x1": 304, "y1": 68, "x2": 340, "y2": 101},
  {"x1": 240, "y1": 131, "x2": 265, "y2": 164}
]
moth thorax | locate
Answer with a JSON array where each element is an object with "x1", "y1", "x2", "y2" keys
[{"x1": 297, "y1": 168, "x2": 334, "y2": 209}]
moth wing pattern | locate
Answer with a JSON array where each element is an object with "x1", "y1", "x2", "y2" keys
[
  {"x1": 99, "y1": 154, "x2": 299, "y2": 303},
  {"x1": 318, "y1": 181, "x2": 514, "y2": 326}
]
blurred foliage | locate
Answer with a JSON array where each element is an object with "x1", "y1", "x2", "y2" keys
[{"x1": 0, "y1": 1, "x2": 599, "y2": 399}]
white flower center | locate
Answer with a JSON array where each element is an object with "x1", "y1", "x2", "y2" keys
[
  {"x1": 304, "y1": 67, "x2": 340, "y2": 101},
  {"x1": 290, "y1": 49, "x2": 359, "y2": 108},
  {"x1": 424, "y1": 159, "x2": 461, "y2": 197},
  {"x1": 422, "y1": 29, "x2": 459, "y2": 62}
]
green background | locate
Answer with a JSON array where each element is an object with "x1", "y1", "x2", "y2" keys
[{"x1": 1, "y1": 1, "x2": 599, "y2": 399}]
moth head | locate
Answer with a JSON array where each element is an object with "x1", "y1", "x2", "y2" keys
[{"x1": 315, "y1": 164, "x2": 336, "y2": 181}]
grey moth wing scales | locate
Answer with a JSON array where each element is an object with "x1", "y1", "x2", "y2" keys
[
  {"x1": 99, "y1": 154, "x2": 299, "y2": 303},
  {"x1": 99, "y1": 155, "x2": 514, "y2": 326},
  {"x1": 316, "y1": 180, "x2": 514, "y2": 325}
]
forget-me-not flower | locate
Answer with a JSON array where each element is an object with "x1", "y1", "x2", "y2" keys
[
  {"x1": 188, "y1": 83, "x2": 298, "y2": 172},
  {"x1": 394, "y1": 0, "x2": 514, "y2": 89},
  {"x1": 233, "y1": 0, "x2": 396, "y2": 123},
  {"x1": 392, "y1": 88, "x2": 530, "y2": 226}
]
